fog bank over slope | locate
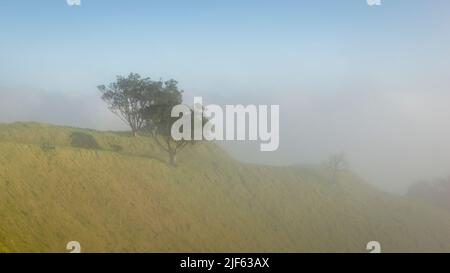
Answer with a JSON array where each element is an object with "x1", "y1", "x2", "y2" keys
[
  {"x1": 1, "y1": 85, "x2": 450, "y2": 194},
  {"x1": 0, "y1": 87, "x2": 125, "y2": 131}
]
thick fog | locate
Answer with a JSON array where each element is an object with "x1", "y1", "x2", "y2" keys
[
  {"x1": 216, "y1": 87, "x2": 450, "y2": 194},
  {"x1": 0, "y1": 87, "x2": 123, "y2": 131}
]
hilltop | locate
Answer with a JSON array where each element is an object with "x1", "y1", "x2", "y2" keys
[{"x1": 0, "y1": 122, "x2": 450, "y2": 252}]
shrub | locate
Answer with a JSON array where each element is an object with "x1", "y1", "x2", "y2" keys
[{"x1": 70, "y1": 132, "x2": 100, "y2": 150}]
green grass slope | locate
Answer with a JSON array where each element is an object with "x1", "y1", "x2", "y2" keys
[{"x1": 0, "y1": 122, "x2": 450, "y2": 252}]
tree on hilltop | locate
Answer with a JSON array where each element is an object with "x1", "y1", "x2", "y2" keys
[
  {"x1": 141, "y1": 79, "x2": 205, "y2": 166},
  {"x1": 98, "y1": 73, "x2": 156, "y2": 136}
]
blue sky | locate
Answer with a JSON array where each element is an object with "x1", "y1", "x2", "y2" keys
[{"x1": 1, "y1": 0, "x2": 448, "y2": 95}]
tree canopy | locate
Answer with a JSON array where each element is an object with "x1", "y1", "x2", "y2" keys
[{"x1": 98, "y1": 73, "x2": 156, "y2": 136}]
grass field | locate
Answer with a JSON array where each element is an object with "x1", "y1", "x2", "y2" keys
[{"x1": 0, "y1": 122, "x2": 450, "y2": 252}]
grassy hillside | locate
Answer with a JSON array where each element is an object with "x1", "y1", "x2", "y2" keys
[{"x1": 0, "y1": 122, "x2": 450, "y2": 252}]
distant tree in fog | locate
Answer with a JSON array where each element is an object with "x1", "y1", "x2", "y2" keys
[{"x1": 324, "y1": 153, "x2": 349, "y2": 183}]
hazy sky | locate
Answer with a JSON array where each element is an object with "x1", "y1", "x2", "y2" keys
[{"x1": 1, "y1": 0, "x2": 450, "y2": 192}]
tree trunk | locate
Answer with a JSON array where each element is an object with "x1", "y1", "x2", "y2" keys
[
  {"x1": 169, "y1": 152, "x2": 177, "y2": 166},
  {"x1": 132, "y1": 130, "x2": 138, "y2": 137}
]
